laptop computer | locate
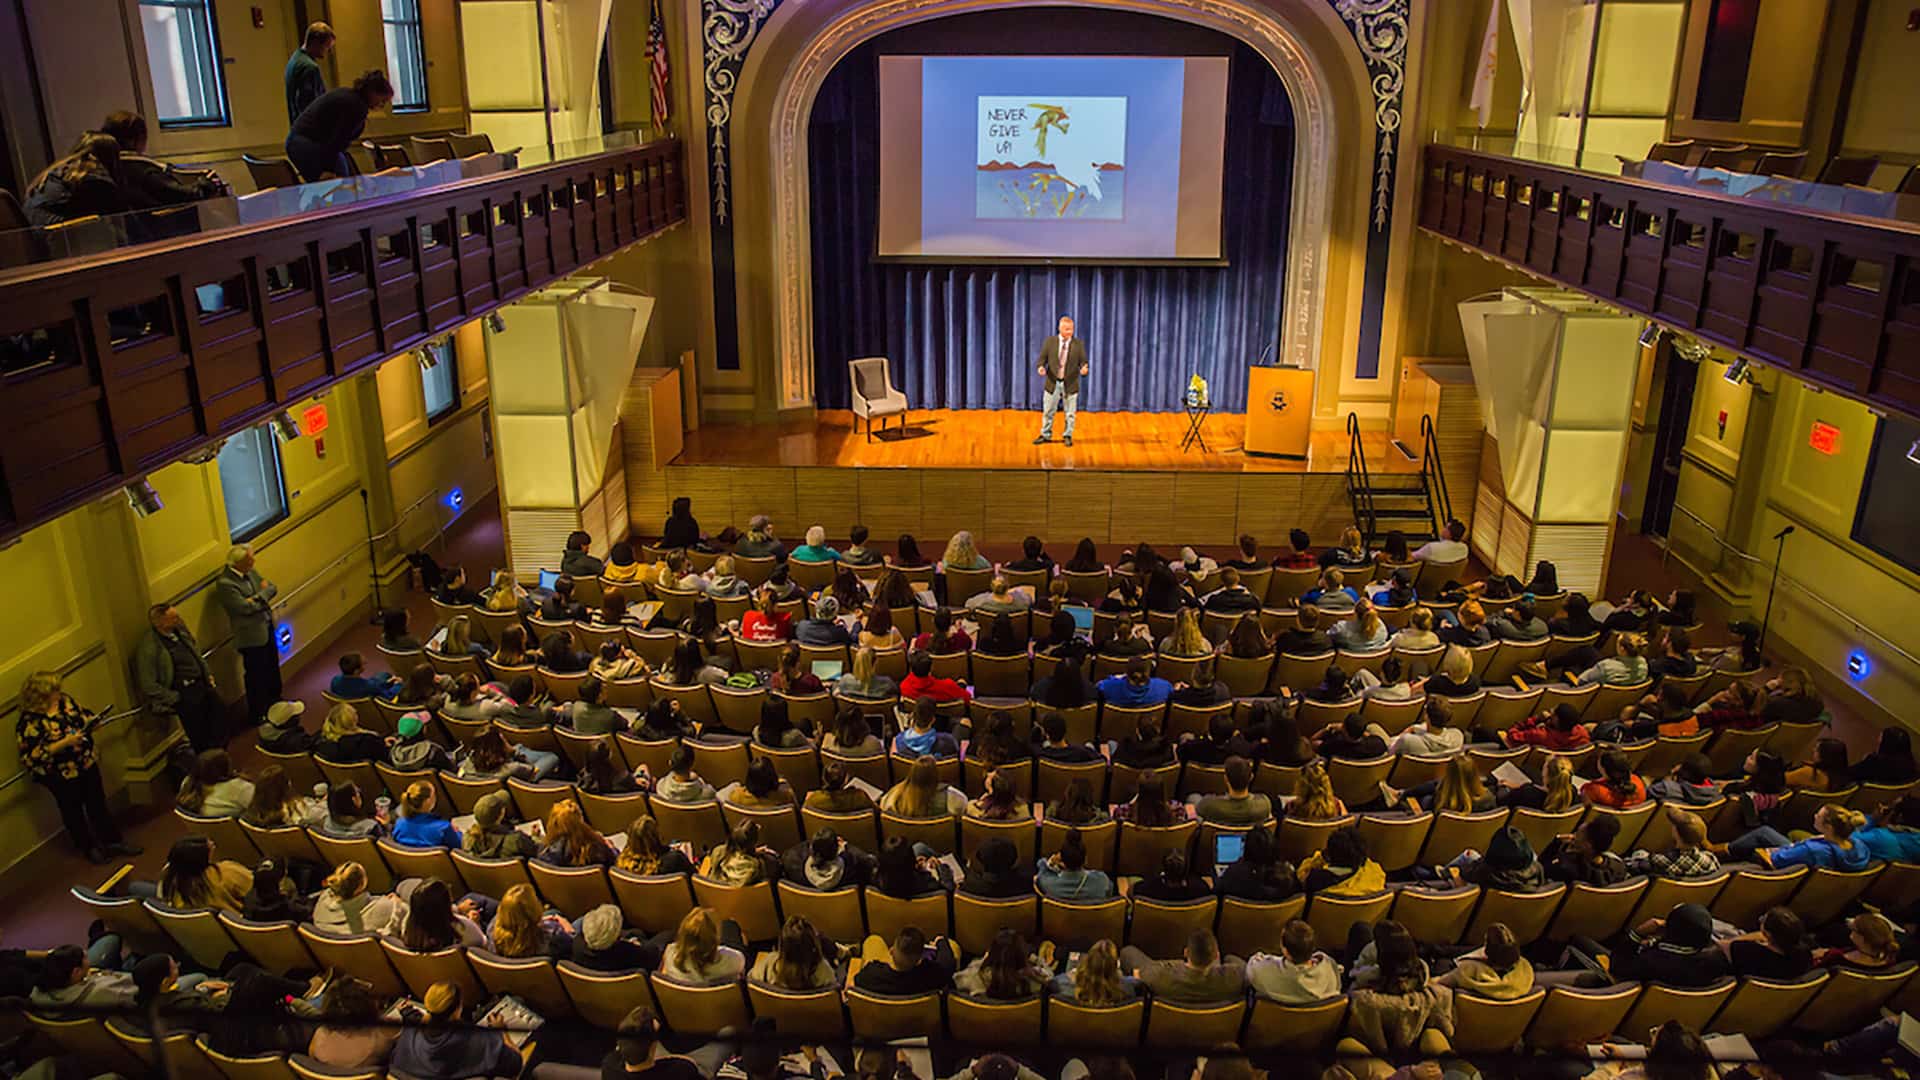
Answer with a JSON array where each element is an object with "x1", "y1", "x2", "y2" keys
[
  {"x1": 537, "y1": 569, "x2": 561, "y2": 591},
  {"x1": 1065, "y1": 604, "x2": 1095, "y2": 632},
  {"x1": 810, "y1": 660, "x2": 845, "y2": 681},
  {"x1": 1213, "y1": 832, "x2": 1246, "y2": 877}
]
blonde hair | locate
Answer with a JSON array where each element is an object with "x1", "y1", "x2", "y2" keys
[
  {"x1": 1439, "y1": 644, "x2": 1472, "y2": 683},
  {"x1": 321, "y1": 702, "x2": 362, "y2": 742},
  {"x1": 1293, "y1": 762, "x2": 1344, "y2": 821},
  {"x1": 1821, "y1": 805, "x2": 1867, "y2": 839},
  {"x1": 1408, "y1": 607, "x2": 1434, "y2": 633},
  {"x1": 226, "y1": 544, "x2": 252, "y2": 568},
  {"x1": 1351, "y1": 598, "x2": 1382, "y2": 643},
  {"x1": 942, "y1": 531, "x2": 981, "y2": 569},
  {"x1": 400, "y1": 781, "x2": 436, "y2": 816},
  {"x1": 892, "y1": 755, "x2": 941, "y2": 818},
  {"x1": 1540, "y1": 757, "x2": 1575, "y2": 813},
  {"x1": 990, "y1": 576, "x2": 1010, "y2": 598},
  {"x1": 444, "y1": 615, "x2": 476, "y2": 655},
  {"x1": 672, "y1": 907, "x2": 721, "y2": 970},
  {"x1": 19, "y1": 671, "x2": 63, "y2": 714},
  {"x1": 617, "y1": 815, "x2": 669, "y2": 874},
  {"x1": 325, "y1": 861, "x2": 368, "y2": 899},
  {"x1": 714, "y1": 555, "x2": 736, "y2": 578},
  {"x1": 1457, "y1": 601, "x2": 1485, "y2": 629},
  {"x1": 1434, "y1": 755, "x2": 1488, "y2": 813},
  {"x1": 1339, "y1": 526, "x2": 1364, "y2": 555},
  {"x1": 805, "y1": 525, "x2": 826, "y2": 547},
  {"x1": 1851, "y1": 913, "x2": 1898, "y2": 962},
  {"x1": 849, "y1": 645, "x2": 877, "y2": 687},
  {"x1": 1073, "y1": 940, "x2": 1129, "y2": 1006},
  {"x1": 490, "y1": 884, "x2": 547, "y2": 957},
  {"x1": 1616, "y1": 633, "x2": 1647, "y2": 658},
  {"x1": 542, "y1": 799, "x2": 604, "y2": 866},
  {"x1": 1168, "y1": 608, "x2": 1209, "y2": 656}
]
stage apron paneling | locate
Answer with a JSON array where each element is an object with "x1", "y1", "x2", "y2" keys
[{"x1": 808, "y1": 37, "x2": 1294, "y2": 416}]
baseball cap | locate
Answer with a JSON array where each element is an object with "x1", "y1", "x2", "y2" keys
[
  {"x1": 265, "y1": 700, "x2": 305, "y2": 726},
  {"x1": 396, "y1": 711, "x2": 427, "y2": 739}
]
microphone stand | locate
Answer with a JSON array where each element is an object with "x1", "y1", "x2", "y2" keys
[{"x1": 1758, "y1": 525, "x2": 1794, "y2": 660}]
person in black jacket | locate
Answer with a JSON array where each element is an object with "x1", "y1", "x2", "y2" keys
[
  {"x1": 1541, "y1": 903, "x2": 1730, "y2": 989},
  {"x1": 285, "y1": 70, "x2": 395, "y2": 181},
  {"x1": 1178, "y1": 712, "x2": 1254, "y2": 765},
  {"x1": 99, "y1": 112, "x2": 225, "y2": 211},
  {"x1": 22, "y1": 134, "x2": 126, "y2": 227},
  {"x1": 1273, "y1": 606, "x2": 1332, "y2": 655},
  {"x1": 1133, "y1": 851, "x2": 1213, "y2": 901},
  {"x1": 852, "y1": 927, "x2": 958, "y2": 995},
  {"x1": 781, "y1": 829, "x2": 876, "y2": 891},
  {"x1": 572, "y1": 904, "x2": 660, "y2": 972},
  {"x1": 662, "y1": 497, "x2": 702, "y2": 549},
  {"x1": 959, "y1": 838, "x2": 1031, "y2": 898},
  {"x1": 1214, "y1": 827, "x2": 1300, "y2": 901}
]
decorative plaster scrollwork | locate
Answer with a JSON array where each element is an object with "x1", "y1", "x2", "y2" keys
[
  {"x1": 1334, "y1": 0, "x2": 1407, "y2": 230},
  {"x1": 703, "y1": 0, "x2": 779, "y2": 224}
]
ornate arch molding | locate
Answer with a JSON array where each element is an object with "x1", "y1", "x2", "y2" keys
[{"x1": 723, "y1": 0, "x2": 1379, "y2": 411}]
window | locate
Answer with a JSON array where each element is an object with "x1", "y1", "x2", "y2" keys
[
  {"x1": 138, "y1": 0, "x2": 229, "y2": 127},
  {"x1": 422, "y1": 340, "x2": 459, "y2": 421},
  {"x1": 381, "y1": 0, "x2": 429, "y2": 112},
  {"x1": 218, "y1": 427, "x2": 288, "y2": 542}
]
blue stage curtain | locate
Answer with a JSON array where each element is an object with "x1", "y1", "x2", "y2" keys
[{"x1": 808, "y1": 43, "x2": 1294, "y2": 415}]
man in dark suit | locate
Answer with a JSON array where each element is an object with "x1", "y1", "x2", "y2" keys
[{"x1": 1033, "y1": 314, "x2": 1088, "y2": 446}]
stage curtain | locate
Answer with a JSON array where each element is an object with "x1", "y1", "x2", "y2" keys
[{"x1": 807, "y1": 42, "x2": 1294, "y2": 415}]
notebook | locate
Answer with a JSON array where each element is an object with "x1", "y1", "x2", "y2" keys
[{"x1": 1492, "y1": 762, "x2": 1532, "y2": 789}]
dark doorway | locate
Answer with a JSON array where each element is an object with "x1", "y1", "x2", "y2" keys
[{"x1": 1641, "y1": 342, "x2": 1698, "y2": 539}]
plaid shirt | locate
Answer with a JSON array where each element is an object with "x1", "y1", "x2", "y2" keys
[{"x1": 1645, "y1": 846, "x2": 1722, "y2": 880}]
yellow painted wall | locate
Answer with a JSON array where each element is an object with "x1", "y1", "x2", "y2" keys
[
  {"x1": 0, "y1": 321, "x2": 495, "y2": 877},
  {"x1": 1842, "y1": 0, "x2": 1920, "y2": 159},
  {"x1": 1669, "y1": 361, "x2": 1920, "y2": 728}
]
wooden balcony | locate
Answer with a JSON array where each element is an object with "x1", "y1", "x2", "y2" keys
[
  {"x1": 1419, "y1": 144, "x2": 1919, "y2": 419},
  {"x1": 0, "y1": 139, "x2": 685, "y2": 543}
]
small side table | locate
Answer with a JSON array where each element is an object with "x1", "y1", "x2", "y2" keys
[{"x1": 1181, "y1": 402, "x2": 1211, "y2": 453}]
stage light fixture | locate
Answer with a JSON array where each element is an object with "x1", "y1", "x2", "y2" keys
[
  {"x1": 270, "y1": 410, "x2": 302, "y2": 442},
  {"x1": 416, "y1": 345, "x2": 439, "y2": 371},
  {"x1": 124, "y1": 480, "x2": 164, "y2": 517},
  {"x1": 1724, "y1": 357, "x2": 1752, "y2": 385},
  {"x1": 1637, "y1": 322, "x2": 1664, "y2": 348},
  {"x1": 486, "y1": 312, "x2": 507, "y2": 334}
]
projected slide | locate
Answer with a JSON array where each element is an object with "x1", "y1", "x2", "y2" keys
[
  {"x1": 977, "y1": 96, "x2": 1128, "y2": 220},
  {"x1": 877, "y1": 55, "x2": 1229, "y2": 261}
]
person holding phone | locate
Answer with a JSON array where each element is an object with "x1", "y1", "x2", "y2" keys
[{"x1": 16, "y1": 671, "x2": 140, "y2": 865}]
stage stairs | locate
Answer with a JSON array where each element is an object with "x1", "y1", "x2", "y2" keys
[{"x1": 1345, "y1": 412, "x2": 1453, "y2": 545}]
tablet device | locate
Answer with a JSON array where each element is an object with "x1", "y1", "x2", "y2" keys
[{"x1": 1214, "y1": 832, "x2": 1246, "y2": 868}]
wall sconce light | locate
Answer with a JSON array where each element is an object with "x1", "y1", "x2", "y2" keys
[
  {"x1": 1723, "y1": 357, "x2": 1753, "y2": 386},
  {"x1": 445, "y1": 486, "x2": 465, "y2": 513},
  {"x1": 124, "y1": 480, "x2": 164, "y2": 517},
  {"x1": 275, "y1": 622, "x2": 295, "y2": 654}
]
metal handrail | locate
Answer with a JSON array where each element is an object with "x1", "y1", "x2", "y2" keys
[
  {"x1": 1346, "y1": 411, "x2": 1378, "y2": 540},
  {"x1": 1665, "y1": 502, "x2": 1919, "y2": 671},
  {"x1": 1420, "y1": 414, "x2": 1454, "y2": 534}
]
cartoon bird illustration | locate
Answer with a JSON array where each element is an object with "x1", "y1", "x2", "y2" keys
[{"x1": 1027, "y1": 102, "x2": 1103, "y2": 205}]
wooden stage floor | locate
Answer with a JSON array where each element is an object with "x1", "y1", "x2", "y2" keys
[{"x1": 673, "y1": 409, "x2": 1419, "y2": 473}]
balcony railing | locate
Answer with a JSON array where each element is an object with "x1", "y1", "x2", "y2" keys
[
  {"x1": 1420, "y1": 143, "x2": 1919, "y2": 420},
  {"x1": 0, "y1": 138, "x2": 686, "y2": 543}
]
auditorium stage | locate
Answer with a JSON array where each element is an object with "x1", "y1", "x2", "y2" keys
[
  {"x1": 651, "y1": 410, "x2": 1425, "y2": 548},
  {"x1": 673, "y1": 409, "x2": 1416, "y2": 474}
]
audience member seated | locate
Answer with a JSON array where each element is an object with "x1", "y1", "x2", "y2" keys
[
  {"x1": 1628, "y1": 806, "x2": 1720, "y2": 880},
  {"x1": 954, "y1": 928, "x2": 1051, "y2": 1000},
  {"x1": 258, "y1": 698, "x2": 316, "y2": 753},
  {"x1": 967, "y1": 577, "x2": 1031, "y2": 617},
  {"x1": 1330, "y1": 599, "x2": 1390, "y2": 651},
  {"x1": 893, "y1": 698, "x2": 959, "y2": 758},
  {"x1": 1112, "y1": 777, "x2": 1184, "y2": 828},
  {"x1": 178, "y1": 749, "x2": 255, "y2": 817},
  {"x1": 397, "y1": 879, "x2": 486, "y2": 951},
  {"x1": 1301, "y1": 569, "x2": 1359, "y2": 614},
  {"x1": 331, "y1": 651, "x2": 401, "y2": 700},
  {"x1": 1543, "y1": 816, "x2": 1628, "y2": 885},
  {"x1": 1857, "y1": 794, "x2": 1920, "y2": 863},
  {"x1": 1439, "y1": 824, "x2": 1545, "y2": 891},
  {"x1": 1388, "y1": 698, "x2": 1462, "y2": 756},
  {"x1": 1196, "y1": 756, "x2": 1274, "y2": 826},
  {"x1": 1034, "y1": 710, "x2": 1101, "y2": 764},
  {"x1": 1305, "y1": 663, "x2": 1359, "y2": 705},
  {"x1": 783, "y1": 826, "x2": 875, "y2": 889},
  {"x1": 834, "y1": 646, "x2": 898, "y2": 702},
  {"x1": 821, "y1": 708, "x2": 882, "y2": 758},
  {"x1": 1423, "y1": 646, "x2": 1481, "y2": 698},
  {"x1": 881, "y1": 755, "x2": 965, "y2": 818},
  {"x1": 1582, "y1": 751, "x2": 1650, "y2": 809},
  {"x1": 1112, "y1": 715, "x2": 1175, "y2": 768},
  {"x1": 312, "y1": 860, "x2": 402, "y2": 935},
  {"x1": 1158, "y1": 608, "x2": 1213, "y2": 658},
  {"x1": 1096, "y1": 657, "x2": 1172, "y2": 707},
  {"x1": 1203, "y1": 568, "x2": 1261, "y2": 612},
  {"x1": 1035, "y1": 828, "x2": 1114, "y2": 900},
  {"x1": 1816, "y1": 913, "x2": 1901, "y2": 971},
  {"x1": 1439, "y1": 601, "x2": 1491, "y2": 648},
  {"x1": 321, "y1": 781, "x2": 386, "y2": 839},
  {"x1": 1133, "y1": 850, "x2": 1212, "y2": 901},
  {"x1": 900, "y1": 650, "x2": 971, "y2": 703},
  {"x1": 157, "y1": 834, "x2": 252, "y2": 913},
  {"x1": 537, "y1": 798, "x2": 616, "y2": 867},
  {"x1": 1486, "y1": 600, "x2": 1547, "y2": 642},
  {"x1": 618, "y1": 815, "x2": 695, "y2": 876},
  {"x1": 853, "y1": 927, "x2": 957, "y2": 995},
  {"x1": 1721, "y1": 907, "x2": 1813, "y2": 981},
  {"x1": 316, "y1": 701, "x2": 389, "y2": 764},
  {"x1": 1247, "y1": 919, "x2": 1341, "y2": 1003},
  {"x1": 1500, "y1": 703, "x2": 1590, "y2": 751},
  {"x1": 1316, "y1": 713, "x2": 1387, "y2": 761},
  {"x1": 490, "y1": 625, "x2": 533, "y2": 668},
  {"x1": 389, "y1": 781, "x2": 460, "y2": 849},
  {"x1": 1852, "y1": 727, "x2": 1916, "y2": 786},
  {"x1": 1389, "y1": 607, "x2": 1440, "y2": 651},
  {"x1": 1761, "y1": 666, "x2": 1824, "y2": 726},
  {"x1": 463, "y1": 791, "x2": 539, "y2": 860},
  {"x1": 1723, "y1": 804, "x2": 1870, "y2": 870},
  {"x1": 1048, "y1": 940, "x2": 1142, "y2": 1005},
  {"x1": 1648, "y1": 754, "x2": 1721, "y2": 804},
  {"x1": 653, "y1": 745, "x2": 717, "y2": 804},
  {"x1": 1413, "y1": 520, "x2": 1469, "y2": 564},
  {"x1": 1122, "y1": 929, "x2": 1245, "y2": 1004},
  {"x1": 967, "y1": 770, "x2": 1030, "y2": 822},
  {"x1": 1215, "y1": 827, "x2": 1299, "y2": 901},
  {"x1": 1032, "y1": 653, "x2": 1095, "y2": 711},
  {"x1": 243, "y1": 765, "x2": 322, "y2": 829},
  {"x1": 871, "y1": 835, "x2": 954, "y2": 897},
  {"x1": 1786, "y1": 737, "x2": 1853, "y2": 793},
  {"x1": 1576, "y1": 633, "x2": 1649, "y2": 687},
  {"x1": 1297, "y1": 826, "x2": 1383, "y2": 895}
]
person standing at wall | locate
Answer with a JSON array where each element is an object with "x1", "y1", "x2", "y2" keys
[
  {"x1": 285, "y1": 23, "x2": 336, "y2": 124},
  {"x1": 16, "y1": 672, "x2": 143, "y2": 865},
  {"x1": 213, "y1": 545, "x2": 281, "y2": 728},
  {"x1": 135, "y1": 604, "x2": 226, "y2": 750}
]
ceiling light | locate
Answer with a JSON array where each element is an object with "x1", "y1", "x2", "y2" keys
[
  {"x1": 1638, "y1": 322, "x2": 1664, "y2": 348},
  {"x1": 270, "y1": 410, "x2": 301, "y2": 442},
  {"x1": 124, "y1": 480, "x2": 163, "y2": 517}
]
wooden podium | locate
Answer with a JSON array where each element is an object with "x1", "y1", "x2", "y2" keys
[{"x1": 1243, "y1": 366, "x2": 1314, "y2": 458}]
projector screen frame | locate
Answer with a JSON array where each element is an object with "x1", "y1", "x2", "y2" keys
[{"x1": 870, "y1": 50, "x2": 1233, "y2": 266}]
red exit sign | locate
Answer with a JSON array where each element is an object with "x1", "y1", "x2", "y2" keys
[
  {"x1": 301, "y1": 404, "x2": 330, "y2": 437},
  {"x1": 1809, "y1": 420, "x2": 1841, "y2": 455}
]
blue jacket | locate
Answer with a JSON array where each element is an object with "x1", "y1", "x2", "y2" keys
[
  {"x1": 894, "y1": 728, "x2": 959, "y2": 758},
  {"x1": 330, "y1": 673, "x2": 403, "y2": 701},
  {"x1": 1855, "y1": 820, "x2": 1920, "y2": 864},
  {"x1": 1767, "y1": 835, "x2": 1871, "y2": 871},
  {"x1": 390, "y1": 812, "x2": 461, "y2": 850},
  {"x1": 1096, "y1": 674, "x2": 1172, "y2": 707}
]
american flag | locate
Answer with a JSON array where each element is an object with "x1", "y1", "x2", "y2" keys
[{"x1": 647, "y1": 0, "x2": 671, "y2": 130}]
